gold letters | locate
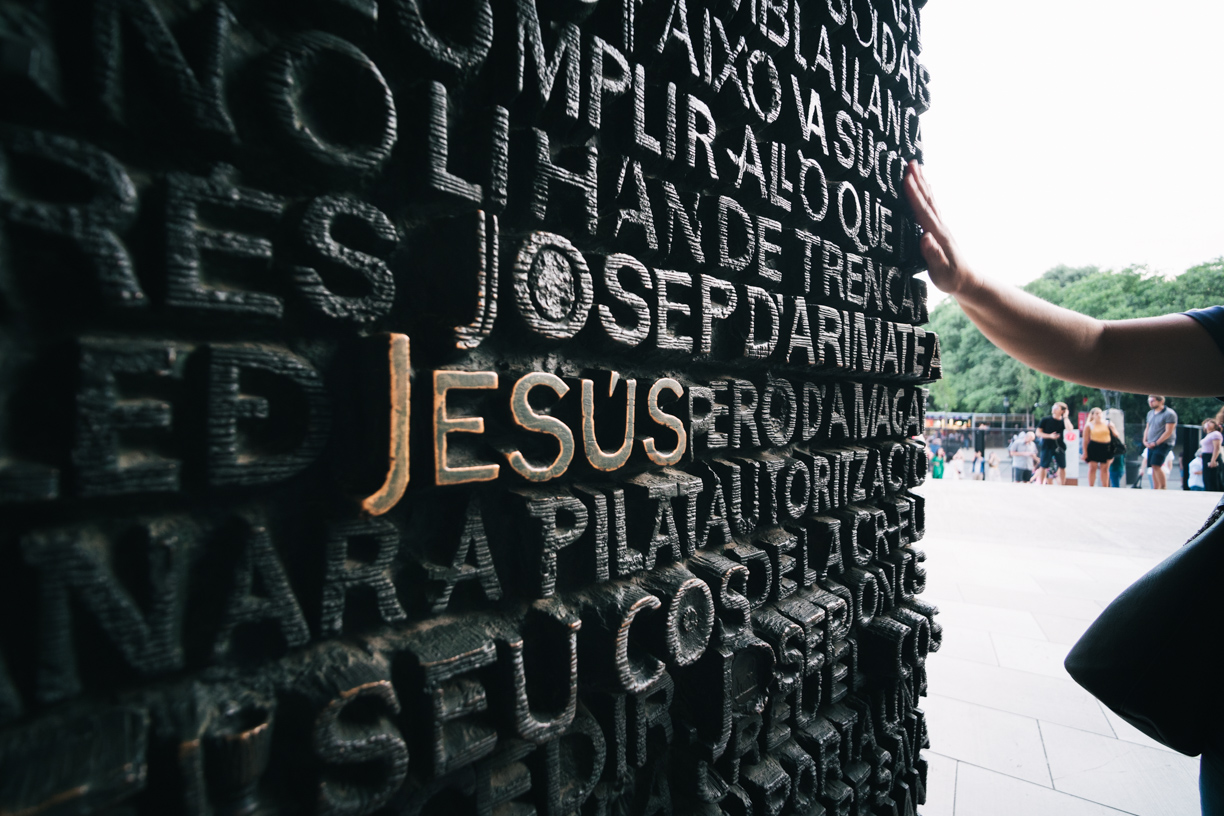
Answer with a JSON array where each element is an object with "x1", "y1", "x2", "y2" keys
[
  {"x1": 507, "y1": 373, "x2": 574, "y2": 481},
  {"x1": 434, "y1": 371, "x2": 500, "y2": 485},
  {"x1": 361, "y1": 334, "x2": 411, "y2": 515}
]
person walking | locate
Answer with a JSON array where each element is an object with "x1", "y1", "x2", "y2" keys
[
  {"x1": 1083, "y1": 407, "x2": 1120, "y2": 487},
  {"x1": 904, "y1": 159, "x2": 1224, "y2": 814},
  {"x1": 1036, "y1": 403, "x2": 1074, "y2": 484},
  {"x1": 1144, "y1": 396, "x2": 1178, "y2": 490},
  {"x1": 949, "y1": 446, "x2": 965, "y2": 480},
  {"x1": 1009, "y1": 431, "x2": 1037, "y2": 483},
  {"x1": 931, "y1": 449, "x2": 945, "y2": 479},
  {"x1": 1199, "y1": 418, "x2": 1222, "y2": 492},
  {"x1": 987, "y1": 451, "x2": 1002, "y2": 481}
]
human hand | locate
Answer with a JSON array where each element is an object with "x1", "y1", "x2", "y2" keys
[{"x1": 903, "y1": 161, "x2": 979, "y2": 297}]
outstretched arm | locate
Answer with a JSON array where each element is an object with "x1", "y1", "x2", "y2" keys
[{"x1": 904, "y1": 162, "x2": 1224, "y2": 397}]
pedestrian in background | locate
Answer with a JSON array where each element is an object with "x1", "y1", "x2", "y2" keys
[
  {"x1": 931, "y1": 449, "x2": 945, "y2": 479},
  {"x1": 1083, "y1": 407, "x2": 1120, "y2": 487},
  {"x1": 1189, "y1": 456, "x2": 1206, "y2": 491},
  {"x1": 1199, "y1": 418, "x2": 1222, "y2": 492},
  {"x1": 1136, "y1": 445, "x2": 1176, "y2": 490},
  {"x1": 1036, "y1": 402, "x2": 1074, "y2": 484},
  {"x1": 1009, "y1": 431, "x2": 1037, "y2": 483},
  {"x1": 1144, "y1": 396, "x2": 1178, "y2": 490},
  {"x1": 950, "y1": 447, "x2": 966, "y2": 479},
  {"x1": 971, "y1": 450, "x2": 985, "y2": 480},
  {"x1": 987, "y1": 452, "x2": 1002, "y2": 481}
]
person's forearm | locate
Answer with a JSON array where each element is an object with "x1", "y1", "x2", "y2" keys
[
  {"x1": 955, "y1": 279, "x2": 1224, "y2": 396},
  {"x1": 953, "y1": 274, "x2": 1102, "y2": 384}
]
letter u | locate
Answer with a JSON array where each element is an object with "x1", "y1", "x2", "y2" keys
[{"x1": 583, "y1": 373, "x2": 636, "y2": 471}]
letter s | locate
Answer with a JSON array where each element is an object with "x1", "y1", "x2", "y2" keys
[
  {"x1": 508, "y1": 373, "x2": 575, "y2": 481},
  {"x1": 314, "y1": 680, "x2": 409, "y2": 815}
]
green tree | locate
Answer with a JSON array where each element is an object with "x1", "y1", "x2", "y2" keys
[{"x1": 928, "y1": 258, "x2": 1224, "y2": 427}]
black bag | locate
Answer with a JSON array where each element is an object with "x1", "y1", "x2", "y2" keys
[
  {"x1": 1108, "y1": 431, "x2": 1126, "y2": 459},
  {"x1": 1065, "y1": 498, "x2": 1224, "y2": 756}
]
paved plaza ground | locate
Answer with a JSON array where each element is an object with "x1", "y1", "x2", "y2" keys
[{"x1": 916, "y1": 478, "x2": 1220, "y2": 816}]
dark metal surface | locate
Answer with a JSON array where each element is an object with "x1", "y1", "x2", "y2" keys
[{"x1": 0, "y1": 0, "x2": 939, "y2": 812}]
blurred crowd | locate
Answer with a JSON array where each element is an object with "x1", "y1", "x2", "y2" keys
[{"x1": 923, "y1": 403, "x2": 1224, "y2": 491}]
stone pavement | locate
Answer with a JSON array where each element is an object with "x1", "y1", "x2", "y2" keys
[{"x1": 915, "y1": 478, "x2": 1220, "y2": 816}]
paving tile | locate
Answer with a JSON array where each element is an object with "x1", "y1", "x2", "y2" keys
[
  {"x1": 1066, "y1": 557, "x2": 1161, "y2": 588},
  {"x1": 1032, "y1": 576, "x2": 1133, "y2": 604},
  {"x1": 1032, "y1": 612, "x2": 1095, "y2": 646},
  {"x1": 958, "y1": 583, "x2": 1104, "y2": 620},
  {"x1": 1041, "y1": 721, "x2": 1200, "y2": 816},
  {"x1": 921, "y1": 695, "x2": 1050, "y2": 786},
  {"x1": 922, "y1": 573, "x2": 965, "y2": 603},
  {"x1": 953, "y1": 762, "x2": 1136, "y2": 816},
  {"x1": 926, "y1": 599, "x2": 1046, "y2": 640},
  {"x1": 929, "y1": 565, "x2": 1048, "y2": 594},
  {"x1": 1097, "y1": 704, "x2": 1178, "y2": 755},
  {"x1": 921, "y1": 751, "x2": 956, "y2": 816},
  {"x1": 990, "y1": 633, "x2": 1072, "y2": 680},
  {"x1": 1011, "y1": 557, "x2": 1103, "y2": 583},
  {"x1": 915, "y1": 479, "x2": 1218, "y2": 562},
  {"x1": 1060, "y1": 548, "x2": 1163, "y2": 572},
  {"x1": 935, "y1": 626, "x2": 997, "y2": 665},
  {"x1": 925, "y1": 656, "x2": 1113, "y2": 736},
  {"x1": 947, "y1": 545, "x2": 1101, "y2": 583},
  {"x1": 916, "y1": 478, "x2": 1215, "y2": 810}
]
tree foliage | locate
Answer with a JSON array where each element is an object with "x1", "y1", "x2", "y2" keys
[{"x1": 928, "y1": 258, "x2": 1224, "y2": 426}]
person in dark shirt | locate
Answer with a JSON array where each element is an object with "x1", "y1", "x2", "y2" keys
[
  {"x1": 905, "y1": 160, "x2": 1224, "y2": 814},
  {"x1": 1035, "y1": 402, "x2": 1074, "y2": 484}
]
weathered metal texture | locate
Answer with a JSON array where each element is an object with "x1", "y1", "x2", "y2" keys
[{"x1": 0, "y1": 0, "x2": 940, "y2": 812}]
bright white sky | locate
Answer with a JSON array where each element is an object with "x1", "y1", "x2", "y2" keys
[{"x1": 917, "y1": 0, "x2": 1224, "y2": 302}]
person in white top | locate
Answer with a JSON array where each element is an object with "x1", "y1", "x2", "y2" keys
[{"x1": 1188, "y1": 456, "x2": 1205, "y2": 491}]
